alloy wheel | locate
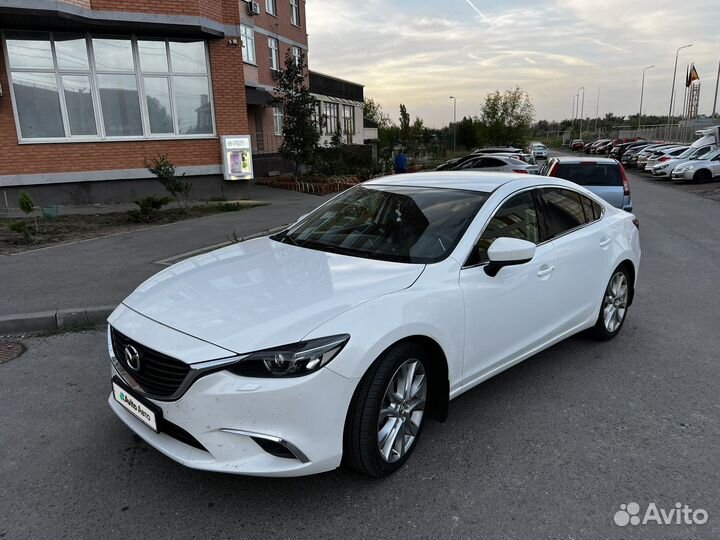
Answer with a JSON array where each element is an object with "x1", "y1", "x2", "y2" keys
[
  {"x1": 602, "y1": 272, "x2": 629, "y2": 333},
  {"x1": 377, "y1": 359, "x2": 427, "y2": 463}
]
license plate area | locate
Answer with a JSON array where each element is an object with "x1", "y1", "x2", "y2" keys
[{"x1": 112, "y1": 376, "x2": 161, "y2": 432}]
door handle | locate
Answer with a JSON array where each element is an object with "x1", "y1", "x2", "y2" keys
[
  {"x1": 599, "y1": 237, "x2": 611, "y2": 248},
  {"x1": 537, "y1": 265, "x2": 555, "y2": 278}
]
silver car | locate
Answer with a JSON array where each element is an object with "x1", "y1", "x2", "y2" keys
[
  {"x1": 671, "y1": 149, "x2": 720, "y2": 182},
  {"x1": 644, "y1": 146, "x2": 690, "y2": 172},
  {"x1": 541, "y1": 157, "x2": 632, "y2": 211},
  {"x1": 651, "y1": 144, "x2": 715, "y2": 178}
]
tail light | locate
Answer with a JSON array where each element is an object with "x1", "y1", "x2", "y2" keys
[
  {"x1": 658, "y1": 156, "x2": 671, "y2": 162},
  {"x1": 513, "y1": 169, "x2": 529, "y2": 174},
  {"x1": 619, "y1": 164, "x2": 631, "y2": 196}
]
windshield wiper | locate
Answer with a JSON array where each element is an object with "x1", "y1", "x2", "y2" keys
[{"x1": 272, "y1": 229, "x2": 301, "y2": 247}]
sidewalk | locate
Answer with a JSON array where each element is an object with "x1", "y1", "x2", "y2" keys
[{"x1": 0, "y1": 185, "x2": 332, "y2": 330}]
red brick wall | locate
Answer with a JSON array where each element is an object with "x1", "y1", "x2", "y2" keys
[
  {"x1": 0, "y1": 36, "x2": 248, "y2": 177},
  {"x1": 60, "y1": 0, "x2": 92, "y2": 8}
]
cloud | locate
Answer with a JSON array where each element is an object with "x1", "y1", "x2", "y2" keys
[{"x1": 306, "y1": 0, "x2": 720, "y2": 124}]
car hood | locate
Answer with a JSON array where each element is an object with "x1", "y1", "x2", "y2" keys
[{"x1": 121, "y1": 237, "x2": 424, "y2": 354}]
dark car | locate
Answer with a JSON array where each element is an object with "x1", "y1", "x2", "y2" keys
[
  {"x1": 570, "y1": 139, "x2": 585, "y2": 151},
  {"x1": 610, "y1": 140, "x2": 650, "y2": 160},
  {"x1": 583, "y1": 141, "x2": 597, "y2": 153},
  {"x1": 594, "y1": 140, "x2": 614, "y2": 155},
  {"x1": 621, "y1": 144, "x2": 654, "y2": 167},
  {"x1": 589, "y1": 139, "x2": 611, "y2": 154}
]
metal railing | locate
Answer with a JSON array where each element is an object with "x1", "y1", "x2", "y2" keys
[
  {"x1": 617, "y1": 120, "x2": 719, "y2": 144},
  {"x1": 251, "y1": 133, "x2": 283, "y2": 155}
]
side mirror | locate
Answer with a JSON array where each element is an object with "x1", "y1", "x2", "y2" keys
[{"x1": 485, "y1": 237, "x2": 536, "y2": 277}]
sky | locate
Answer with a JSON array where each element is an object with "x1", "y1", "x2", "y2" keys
[{"x1": 306, "y1": 0, "x2": 720, "y2": 127}]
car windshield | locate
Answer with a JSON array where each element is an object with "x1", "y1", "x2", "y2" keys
[
  {"x1": 554, "y1": 163, "x2": 622, "y2": 186},
  {"x1": 274, "y1": 185, "x2": 489, "y2": 264}
]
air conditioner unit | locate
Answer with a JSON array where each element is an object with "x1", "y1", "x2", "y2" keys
[{"x1": 247, "y1": 1, "x2": 260, "y2": 16}]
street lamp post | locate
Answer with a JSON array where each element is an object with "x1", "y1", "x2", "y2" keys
[
  {"x1": 667, "y1": 44, "x2": 693, "y2": 128},
  {"x1": 571, "y1": 94, "x2": 577, "y2": 130},
  {"x1": 578, "y1": 86, "x2": 585, "y2": 138},
  {"x1": 639, "y1": 65, "x2": 655, "y2": 130},
  {"x1": 449, "y1": 96, "x2": 457, "y2": 153}
]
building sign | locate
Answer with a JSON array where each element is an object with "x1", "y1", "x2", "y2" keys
[{"x1": 221, "y1": 135, "x2": 254, "y2": 180}]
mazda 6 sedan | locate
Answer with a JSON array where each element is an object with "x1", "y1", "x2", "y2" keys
[{"x1": 107, "y1": 172, "x2": 641, "y2": 478}]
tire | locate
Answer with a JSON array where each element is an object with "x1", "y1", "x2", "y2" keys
[
  {"x1": 693, "y1": 169, "x2": 712, "y2": 183},
  {"x1": 343, "y1": 342, "x2": 429, "y2": 477},
  {"x1": 591, "y1": 266, "x2": 631, "y2": 341}
]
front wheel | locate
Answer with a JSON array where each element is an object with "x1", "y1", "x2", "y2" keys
[
  {"x1": 344, "y1": 342, "x2": 429, "y2": 477},
  {"x1": 591, "y1": 267, "x2": 631, "y2": 341},
  {"x1": 693, "y1": 169, "x2": 712, "y2": 183}
]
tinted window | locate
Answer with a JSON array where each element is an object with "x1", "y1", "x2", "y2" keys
[
  {"x1": 542, "y1": 188, "x2": 585, "y2": 237},
  {"x1": 553, "y1": 163, "x2": 622, "y2": 187},
  {"x1": 279, "y1": 186, "x2": 489, "y2": 264},
  {"x1": 592, "y1": 200, "x2": 603, "y2": 220},
  {"x1": 483, "y1": 158, "x2": 505, "y2": 167},
  {"x1": 580, "y1": 195, "x2": 600, "y2": 223},
  {"x1": 471, "y1": 191, "x2": 539, "y2": 265}
]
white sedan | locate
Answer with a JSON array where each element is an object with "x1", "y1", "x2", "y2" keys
[
  {"x1": 671, "y1": 149, "x2": 720, "y2": 182},
  {"x1": 107, "y1": 173, "x2": 641, "y2": 477},
  {"x1": 454, "y1": 154, "x2": 536, "y2": 174}
]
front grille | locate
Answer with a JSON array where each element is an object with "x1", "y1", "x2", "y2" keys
[{"x1": 111, "y1": 327, "x2": 190, "y2": 398}]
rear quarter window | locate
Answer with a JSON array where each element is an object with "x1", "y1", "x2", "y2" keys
[{"x1": 554, "y1": 163, "x2": 622, "y2": 187}]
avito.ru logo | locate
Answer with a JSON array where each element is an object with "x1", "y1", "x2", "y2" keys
[{"x1": 614, "y1": 502, "x2": 708, "y2": 527}]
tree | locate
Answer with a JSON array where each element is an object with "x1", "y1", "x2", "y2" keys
[
  {"x1": 478, "y1": 86, "x2": 535, "y2": 145},
  {"x1": 273, "y1": 49, "x2": 320, "y2": 174},
  {"x1": 399, "y1": 104, "x2": 411, "y2": 142},
  {"x1": 457, "y1": 116, "x2": 478, "y2": 150},
  {"x1": 363, "y1": 98, "x2": 392, "y2": 129}
]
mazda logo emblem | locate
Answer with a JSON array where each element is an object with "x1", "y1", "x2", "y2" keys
[{"x1": 124, "y1": 345, "x2": 141, "y2": 372}]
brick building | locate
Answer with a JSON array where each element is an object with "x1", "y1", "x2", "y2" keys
[{"x1": 0, "y1": 0, "x2": 363, "y2": 207}]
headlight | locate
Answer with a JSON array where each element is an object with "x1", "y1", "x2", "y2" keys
[
  {"x1": 679, "y1": 165, "x2": 695, "y2": 173},
  {"x1": 227, "y1": 335, "x2": 350, "y2": 377}
]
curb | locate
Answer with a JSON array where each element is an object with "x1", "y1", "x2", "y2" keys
[{"x1": 0, "y1": 305, "x2": 116, "y2": 335}]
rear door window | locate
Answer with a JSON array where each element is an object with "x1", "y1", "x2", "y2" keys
[
  {"x1": 553, "y1": 163, "x2": 622, "y2": 186},
  {"x1": 542, "y1": 188, "x2": 586, "y2": 237}
]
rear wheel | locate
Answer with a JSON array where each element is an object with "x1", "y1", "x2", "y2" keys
[
  {"x1": 693, "y1": 169, "x2": 712, "y2": 183},
  {"x1": 344, "y1": 342, "x2": 429, "y2": 477},
  {"x1": 591, "y1": 267, "x2": 631, "y2": 341}
]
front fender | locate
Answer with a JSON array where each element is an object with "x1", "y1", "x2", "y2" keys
[{"x1": 305, "y1": 261, "x2": 465, "y2": 394}]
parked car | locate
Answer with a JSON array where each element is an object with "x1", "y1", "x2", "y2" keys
[
  {"x1": 633, "y1": 144, "x2": 677, "y2": 169},
  {"x1": 540, "y1": 156, "x2": 632, "y2": 211},
  {"x1": 435, "y1": 153, "x2": 478, "y2": 171},
  {"x1": 529, "y1": 143, "x2": 548, "y2": 159},
  {"x1": 570, "y1": 139, "x2": 585, "y2": 151},
  {"x1": 671, "y1": 148, "x2": 720, "y2": 182},
  {"x1": 593, "y1": 140, "x2": 614, "y2": 155},
  {"x1": 610, "y1": 140, "x2": 649, "y2": 160},
  {"x1": 476, "y1": 152, "x2": 540, "y2": 174},
  {"x1": 621, "y1": 144, "x2": 653, "y2": 167},
  {"x1": 472, "y1": 146, "x2": 523, "y2": 155},
  {"x1": 583, "y1": 141, "x2": 597, "y2": 153},
  {"x1": 107, "y1": 172, "x2": 641, "y2": 477},
  {"x1": 652, "y1": 144, "x2": 715, "y2": 178},
  {"x1": 452, "y1": 155, "x2": 536, "y2": 174},
  {"x1": 644, "y1": 146, "x2": 690, "y2": 172},
  {"x1": 590, "y1": 139, "x2": 611, "y2": 154}
]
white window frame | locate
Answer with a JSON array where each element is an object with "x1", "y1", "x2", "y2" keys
[
  {"x1": 2, "y1": 31, "x2": 217, "y2": 144},
  {"x1": 240, "y1": 25, "x2": 256, "y2": 65},
  {"x1": 266, "y1": 0, "x2": 277, "y2": 16},
  {"x1": 273, "y1": 106, "x2": 284, "y2": 135},
  {"x1": 342, "y1": 104, "x2": 355, "y2": 135},
  {"x1": 290, "y1": 0, "x2": 301, "y2": 26},
  {"x1": 292, "y1": 46, "x2": 301, "y2": 67},
  {"x1": 268, "y1": 37, "x2": 280, "y2": 71},
  {"x1": 323, "y1": 101, "x2": 339, "y2": 135}
]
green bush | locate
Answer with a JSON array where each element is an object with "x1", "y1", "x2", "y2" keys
[
  {"x1": 128, "y1": 195, "x2": 171, "y2": 222},
  {"x1": 8, "y1": 220, "x2": 32, "y2": 242},
  {"x1": 145, "y1": 154, "x2": 192, "y2": 212}
]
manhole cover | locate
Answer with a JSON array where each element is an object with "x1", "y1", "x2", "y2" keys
[{"x1": 0, "y1": 341, "x2": 26, "y2": 364}]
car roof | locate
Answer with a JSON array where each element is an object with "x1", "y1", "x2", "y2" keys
[
  {"x1": 364, "y1": 171, "x2": 558, "y2": 193},
  {"x1": 550, "y1": 156, "x2": 618, "y2": 165}
]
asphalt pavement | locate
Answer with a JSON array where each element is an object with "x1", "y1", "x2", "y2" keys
[
  {"x1": 1, "y1": 165, "x2": 720, "y2": 539},
  {"x1": 0, "y1": 185, "x2": 331, "y2": 319}
]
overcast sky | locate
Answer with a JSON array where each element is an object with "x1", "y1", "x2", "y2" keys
[{"x1": 306, "y1": 0, "x2": 720, "y2": 127}]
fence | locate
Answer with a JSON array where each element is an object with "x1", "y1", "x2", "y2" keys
[{"x1": 251, "y1": 132, "x2": 283, "y2": 155}]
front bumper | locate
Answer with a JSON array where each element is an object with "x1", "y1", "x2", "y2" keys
[{"x1": 109, "y1": 354, "x2": 359, "y2": 477}]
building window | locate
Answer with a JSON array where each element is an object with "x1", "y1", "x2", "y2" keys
[
  {"x1": 3, "y1": 31, "x2": 215, "y2": 141},
  {"x1": 273, "y1": 106, "x2": 284, "y2": 135},
  {"x1": 266, "y1": 0, "x2": 277, "y2": 16},
  {"x1": 312, "y1": 101, "x2": 321, "y2": 132},
  {"x1": 323, "y1": 102, "x2": 339, "y2": 135},
  {"x1": 268, "y1": 37, "x2": 280, "y2": 71},
  {"x1": 290, "y1": 0, "x2": 300, "y2": 26},
  {"x1": 292, "y1": 46, "x2": 302, "y2": 67},
  {"x1": 240, "y1": 25, "x2": 256, "y2": 64},
  {"x1": 342, "y1": 105, "x2": 355, "y2": 135}
]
